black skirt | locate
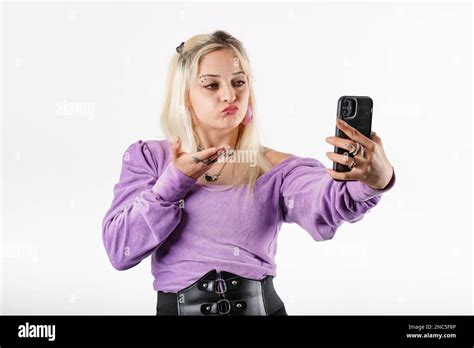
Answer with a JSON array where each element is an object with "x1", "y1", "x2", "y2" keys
[{"x1": 156, "y1": 269, "x2": 288, "y2": 316}]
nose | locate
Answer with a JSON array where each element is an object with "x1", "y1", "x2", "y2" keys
[{"x1": 220, "y1": 82, "x2": 236, "y2": 103}]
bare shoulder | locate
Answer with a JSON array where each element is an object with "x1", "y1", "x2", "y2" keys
[{"x1": 262, "y1": 146, "x2": 295, "y2": 167}]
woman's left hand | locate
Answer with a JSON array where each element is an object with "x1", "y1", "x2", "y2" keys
[{"x1": 325, "y1": 118, "x2": 394, "y2": 190}]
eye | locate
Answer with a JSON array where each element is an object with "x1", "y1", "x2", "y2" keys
[
  {"x1": 204, "y1": 80, "x2": 246, "y2": 90},
  {"x1": 205, "y1": 83, "x2": 219, "y2": 90}
]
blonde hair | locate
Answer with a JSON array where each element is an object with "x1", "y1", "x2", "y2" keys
[{"x1": 160, "y1": 30, "x2": 273, "y2": 198}]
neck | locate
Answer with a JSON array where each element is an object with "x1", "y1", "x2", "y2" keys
[{"x1": 194, "y1": 126, "x2": 240, "y2": 150}]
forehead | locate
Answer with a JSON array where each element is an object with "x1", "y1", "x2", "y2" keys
[{"x1": 198, "y1": 49, "x2": 241, "y2": 75}]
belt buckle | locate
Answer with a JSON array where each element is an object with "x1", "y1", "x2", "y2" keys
[
  {"x1": 214, "y1": 279, "x2": 227, "y2": 294},
  {"x1": 217, "y1": 299, "x2": 231, "y2": 315}
]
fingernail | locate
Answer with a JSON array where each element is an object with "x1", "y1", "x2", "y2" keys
[{"x1": 325, "y1": 137, "x2": 331, "y2": 142}]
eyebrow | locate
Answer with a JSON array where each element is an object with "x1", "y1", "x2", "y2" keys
[{"x1": 199, "y1": 71, "x2": 245, "y2": 79}]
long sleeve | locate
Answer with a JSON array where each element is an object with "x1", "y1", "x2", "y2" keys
[
  {"x1": 102, "y1": 140, "x2": 197, "y2": 270},
  {"x1": 279, "y1": 157, "x2": 396, "y2": 241}
]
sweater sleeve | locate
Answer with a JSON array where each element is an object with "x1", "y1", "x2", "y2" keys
[
  {"x1": 279, "y1": 157, "x2": 396, "y2": 241},
  {"x1": 102, "y1": 140, "x2": 197, "y2": 270}
]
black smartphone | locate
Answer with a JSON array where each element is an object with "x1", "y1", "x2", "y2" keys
[{"x1": 333, "y1": 96, "x2": 373, "y2": 173}]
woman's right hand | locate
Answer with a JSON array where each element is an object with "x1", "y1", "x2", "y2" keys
[{"x1": 171, "y1": 136, "x2": 230, "y2": 179}]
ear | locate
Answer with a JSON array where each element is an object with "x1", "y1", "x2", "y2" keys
[{"x1": 184, "y1": 93, "x2": 192, "y2": 110}]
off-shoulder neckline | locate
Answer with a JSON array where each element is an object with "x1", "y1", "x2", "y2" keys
[
  {"x1": 196, "y1": 155, "x2": 300, "y2": 190},
  {"x1": 148, "y1": 139, "x2": 301, "y2": 189}
]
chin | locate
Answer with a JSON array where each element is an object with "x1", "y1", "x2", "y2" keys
[
  {"x1": 217, "y1": 113, "x2": 241, "y2": 124},
  {"x1": 214, "y1": 120, "x2": 241, "y2": 130}
]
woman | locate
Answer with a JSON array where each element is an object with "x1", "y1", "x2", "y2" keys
[{"x1": 102, "y1": 30, "x2": 396, "y2": 316}]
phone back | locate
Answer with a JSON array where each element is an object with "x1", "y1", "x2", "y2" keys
[{"x1": 334, "y1": 96, "x2": 373, "y2": 173}]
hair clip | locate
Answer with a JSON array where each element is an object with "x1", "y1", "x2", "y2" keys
[{"x1": 176, "y1": 41, "x2": 185, "y2": 54}]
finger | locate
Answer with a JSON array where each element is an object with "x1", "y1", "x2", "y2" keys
[
  {"x1": 171, "y1": 136, "x2": 181, "y2": 161},
  {"x1": 325, "y1": 151, "x2": 368, "y2": 167},
  {"x1": 336, "y1": 119, "x2": 375, "y2": 150},
  {"x1": 204, "y1": 147, "x2": 232, "y2": 164},
  {"x1": 196, "y1": 145, "x2": 226, "y2": 159},
  {"x1": 193, "y1": 145, "x2": 229, "y2": 165},
  {"x1": 326, "y1": 167, "x2": 362, "y2": 181},
  {"x1": 325, "y1": 137, "x2": 366, "y2": 156},
  {"x1": 371, "y1": 131, "x2": 382, "y2": 145}
]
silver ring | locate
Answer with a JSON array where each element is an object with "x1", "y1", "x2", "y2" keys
[
  {"x1": 202, "y1": 158, "x2": 217, "y2": 165},
  {"x1": 192, "y1": 156, "x2": 202, "y2": 163},
  {"x1": 345, "y1": 142, "x2": 364, "y2": 158},
  {"x1": 351, "y1": 142, "x2": 360, "y2": 156},
  {"x1": 343, "y1": 151, "x2": 350, "y2": 163},
  {"x1": 349, "y1": 158, "x2": 357, "y2": 170}
]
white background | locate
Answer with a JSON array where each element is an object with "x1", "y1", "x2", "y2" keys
[{"x1": 1, "y1": 1, "x2": 472, "y2": 315}]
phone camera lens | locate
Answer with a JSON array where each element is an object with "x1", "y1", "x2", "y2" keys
[
  {"x1": 342, "y1": 100, "x2": 349, "y2": 107},
  {"x1": 342, "y1": 109, "x2": 348, "y2": 116}
]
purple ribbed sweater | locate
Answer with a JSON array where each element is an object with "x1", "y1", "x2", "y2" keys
[{"x1": 102, "y1": 139, "x2": 396, "y2": 292}]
